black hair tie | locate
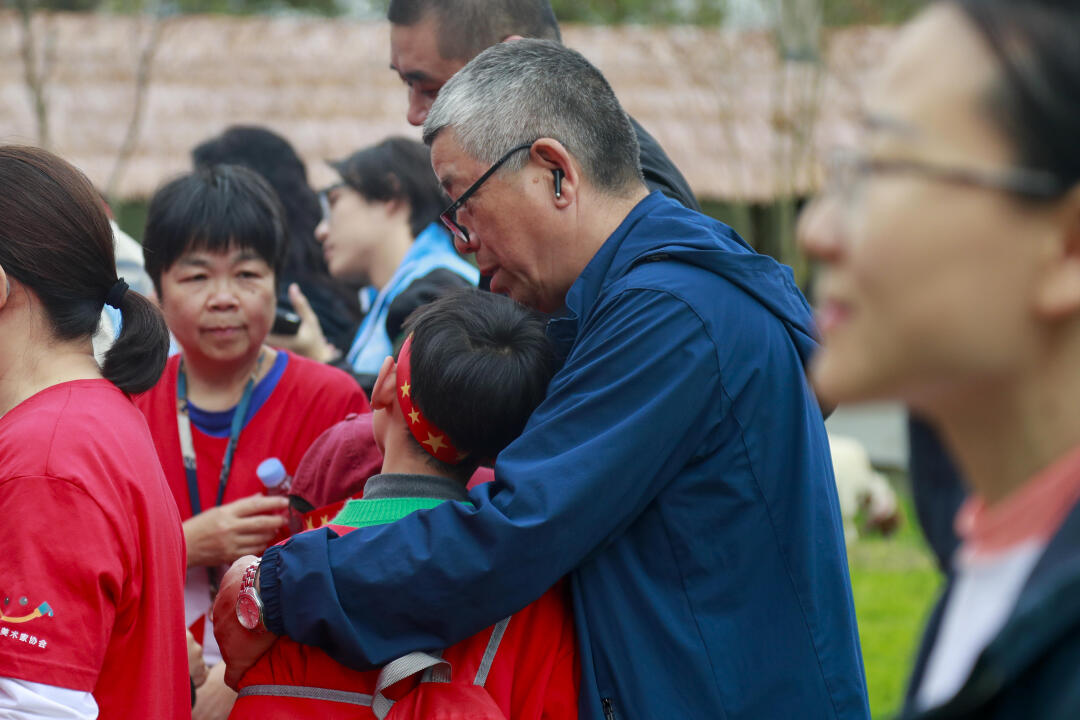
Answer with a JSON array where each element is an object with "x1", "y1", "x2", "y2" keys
[{"x1": 105, "y1": 278, "x2": 129, "y2": 309}]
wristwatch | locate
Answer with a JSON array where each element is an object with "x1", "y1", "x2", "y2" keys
[{"x1": 235, "y1": 559, "x2": 265, "y2": 632}]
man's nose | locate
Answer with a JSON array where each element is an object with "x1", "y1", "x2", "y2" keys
[{"x1": 407, "y1": 88, "x2": 431, "y2": 126}]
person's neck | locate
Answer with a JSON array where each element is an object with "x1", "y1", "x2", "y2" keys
[
  {"x1": 369, "y1": 222, "x2": 415, "y2": 290},
  {"x1": 379, "y1": 420, "x2": 457, "y2": 478},
  {"x1": 0, "y1": 338, "x2": 101, "y2": 418},
  {"x1": 181, "y1": 345, "x2": 276, "y2": 412},
  {"x1": 926, "y1": 346, "x2": 1080, "y2": 506},
  {"x1": 567, "y1": 185, "x2": 651, "y2": 285}
]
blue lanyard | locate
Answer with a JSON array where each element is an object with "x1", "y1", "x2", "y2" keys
[{"x1": 175, "y1": 357, "x2": 260, "y2": 516}]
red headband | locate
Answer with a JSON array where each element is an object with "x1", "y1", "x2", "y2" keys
[{"x1": 396, "y1": 334, "x2": 466, "y2": 465}]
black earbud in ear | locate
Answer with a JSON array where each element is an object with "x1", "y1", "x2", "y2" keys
[{"x1": 552, "y1": 169, "x2": 564, "y2": 199}]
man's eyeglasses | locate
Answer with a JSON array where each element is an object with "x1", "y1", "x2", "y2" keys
[
  {"x1": 439, "y1": 142, "x2": 535, "y2": 246},
  {"x1": 825, "y1": 148, "x2": 1065, "y2": 202},
  {"x1": 317, "y1": 182, "x2": 345, "y2": 222}
]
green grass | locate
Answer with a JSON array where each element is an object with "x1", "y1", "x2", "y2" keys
[{"x1": 848, "y1": 490, "x2": 943, "y2": 719}]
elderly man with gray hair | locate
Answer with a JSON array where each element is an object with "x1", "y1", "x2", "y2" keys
[{"x1": 216, "y1": 40, "x2": 869, "y2": 720}]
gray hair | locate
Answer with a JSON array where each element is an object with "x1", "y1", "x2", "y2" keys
[{"x1": 422, "y1": 39, "x2": 643, "y2": 195}]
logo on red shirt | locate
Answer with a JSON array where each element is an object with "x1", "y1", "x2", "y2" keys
[{"x1": 1, "y1": 595, "x2": 53, "y2": 650}]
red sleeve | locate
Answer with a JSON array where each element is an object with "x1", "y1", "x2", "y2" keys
[{"x1": 0, "y1": 476, "x2": 126, "y2": 691}]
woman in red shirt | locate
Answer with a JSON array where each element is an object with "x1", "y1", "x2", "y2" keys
[
  {"x1": 134, "y1": 165, "x2": 369, "y2": 718},
  {"x1": 0, "y1": 146, "x2": 189, "y2": 717}
]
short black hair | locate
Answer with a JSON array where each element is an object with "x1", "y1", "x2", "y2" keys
[
  {"x1": 191, "y1": 125, "x2": 326, "y2": 279},
  {"x1": 143, "y1": 164, "x2": 289, "y2": 296},
  {"x1": 402, "y1": 288, "x2": 555, "y2": 480},
  {"x1": 329, "y1": 137, "x2": 444, "y2": 238},
  {"x1": 388, "y1": 0, "x2": 561, "y2": 61}
]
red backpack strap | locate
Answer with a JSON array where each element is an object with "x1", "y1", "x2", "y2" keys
[
  {"x1": 372, "y1": 651, "x2": 451, "y2": 719},
  {"x1": 237, "y1": 684, "x2": 374, "y2": 706},
  {"x1": 473, "y1": 616, "x2": 511, "y2": 687},
  {"x1": 372, "y1": 616, "x2": 512, "y2": 720}
]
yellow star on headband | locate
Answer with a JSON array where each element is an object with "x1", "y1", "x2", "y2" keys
[
  {"x1": 320, "y1": 515, "x2": 330, "y2": 526},
  {"x1": 408, "y1": 409, "x2": 421, "y2": 424},
  {"x1": 305, "y1": 516, "x2": 315, "y2": 530},
  {"x1": 400, "y1": 381, "x2": 411, "y2": 398},
  {"x1": 423, "y1": 433, "x2": 447, "y2": 453}
]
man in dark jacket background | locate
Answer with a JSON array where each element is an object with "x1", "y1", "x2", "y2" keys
[
  {"x1": 386, "y1": 0, "x2": 701, "y2": 213},
  {"x1": 215, "y1": 39, "x2": 868, "y2": 720}
]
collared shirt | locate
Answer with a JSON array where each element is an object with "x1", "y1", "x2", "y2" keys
[
  {"x1": 917, "y1": 444, "x2": 1080, "y2": 710},
  {"x1": 346, "y1": 223, "x2": 478, "y2": 375}
]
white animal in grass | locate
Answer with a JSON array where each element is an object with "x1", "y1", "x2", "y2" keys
[{"x1": 829, "y1": 434, "x2": 901, "y2": 542}]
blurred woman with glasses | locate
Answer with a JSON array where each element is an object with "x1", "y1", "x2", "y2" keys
[
  {"x1": 799, "y1": 1, "x2": 1080, "y2": 717},
  {"x1": 292, "y1": 137, "x2": 478, "y2": 393}
]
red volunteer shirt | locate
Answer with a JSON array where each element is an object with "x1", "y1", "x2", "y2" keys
[
  {"x1": 0, "y1": 380, "x2": 189, "y2": 718},
  {"x1": 135, "y1": 352, "x2": 370, "y2": 519},
  {"x1": 135, "y1": 352, "x2": 369, "y2": 652}
]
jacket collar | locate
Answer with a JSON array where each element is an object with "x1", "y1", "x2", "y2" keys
[
  {"x1": 546, "y1": 191, "x2": 669, "y2": 364},
  {"x1": 361, "y1": 473, "x2": 470, "y2": 503},
  {"x1": 904, "y1": 498, "x2": 1080, "y2": 717}
]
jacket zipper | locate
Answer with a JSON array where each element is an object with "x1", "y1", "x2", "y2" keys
[{"x1": 602, "y1": 697, "x2": 616, "y2": 720}]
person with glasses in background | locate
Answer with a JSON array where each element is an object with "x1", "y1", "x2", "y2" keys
[
  {"x1": 799, "y1": 1, "x2": 1080, "y2": 717},
  {"x1": 215, "y1": 40, "x2": 867, "y2": 720},
  {"x1": 284, "y1": 137, "x2": 478, "y2": 393}
]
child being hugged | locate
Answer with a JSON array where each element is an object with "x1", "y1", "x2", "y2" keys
[{"x1": 219, "y1": 289, "x2": 578, "y2": 720}]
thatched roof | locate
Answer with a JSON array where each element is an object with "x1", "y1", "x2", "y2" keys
[{"x1": 0, "y1": 11, "x2": 896, "y2": 202}]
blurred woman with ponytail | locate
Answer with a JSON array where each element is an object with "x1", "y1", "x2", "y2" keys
[{"x1": 0, "y1": 146, "x2": 188, "y2": 717}]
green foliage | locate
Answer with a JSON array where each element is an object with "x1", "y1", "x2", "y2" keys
[
  {"x1": 6, "y1": 0, "x2": 928, "y2": 24},
  {"x1": 824, "y1": 0, "x2": 926, "y2": 25},
  {"x1": 549, "y1": 0, "x2": 725, "y2": 25},
  {"x1": 161, "y1": 0, "x2": 340, "y2": 16},
  {"x1": 848, "y1": 479, "x2": 943, "y2": 719}
]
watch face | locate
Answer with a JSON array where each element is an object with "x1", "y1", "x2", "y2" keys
[{"x1": 236, "y1": 589, "x2": 262, "y2": 631}]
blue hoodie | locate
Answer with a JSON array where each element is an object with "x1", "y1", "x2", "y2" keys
[{"x1": 260, "y1": 192, "x2": 869, "y2": 720}]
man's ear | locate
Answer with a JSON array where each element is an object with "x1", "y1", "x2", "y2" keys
[
  {"x1": 529, "y1": 138, "x2": 575, "y2": 208},
  {"x1": 1036, "y1": 186, "x2": 1080, "y2": 321},
  {"x1": 371, "y1": 355, "x2": 398, "y2": 412}
]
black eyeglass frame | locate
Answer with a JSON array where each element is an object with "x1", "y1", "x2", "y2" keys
[
  {"x1": 439, "y1": 142, "x2": 536, "y2": 246},
  {"x1": 826, "y1": 147, "x2": 1066, "y2": 200},
  {"x1": 317, "y1": 182, "x2": 346, "y2": 222}
]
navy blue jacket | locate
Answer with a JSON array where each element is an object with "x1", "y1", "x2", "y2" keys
[
  {"x1": 902, "y1": 499, "x2": 1080, "y2": 720},
  {"x1": 260, "y1": 192, "x2": 869, "y2": 720}
]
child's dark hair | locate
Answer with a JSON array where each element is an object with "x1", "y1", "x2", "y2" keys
[
  {"x1": 403, "y1": 289, "x2": 555, "y2": 480},
  {"x1": 329, "y1": 138, "x2": 446, "y2": 238},
  {"x1": 0, "y1": 145, "x2": 169, "y2": 394},
  {"x1": 142, "y1": 164, "x2": 289, "y2": 295}
]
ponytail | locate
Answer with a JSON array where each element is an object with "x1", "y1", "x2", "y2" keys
[
  {"x1": 101, "y1": 287, "x2": 170, "y2": 395},
  {"x1": 0, "y1": 145, "x2": 170, "y2": 395}
]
